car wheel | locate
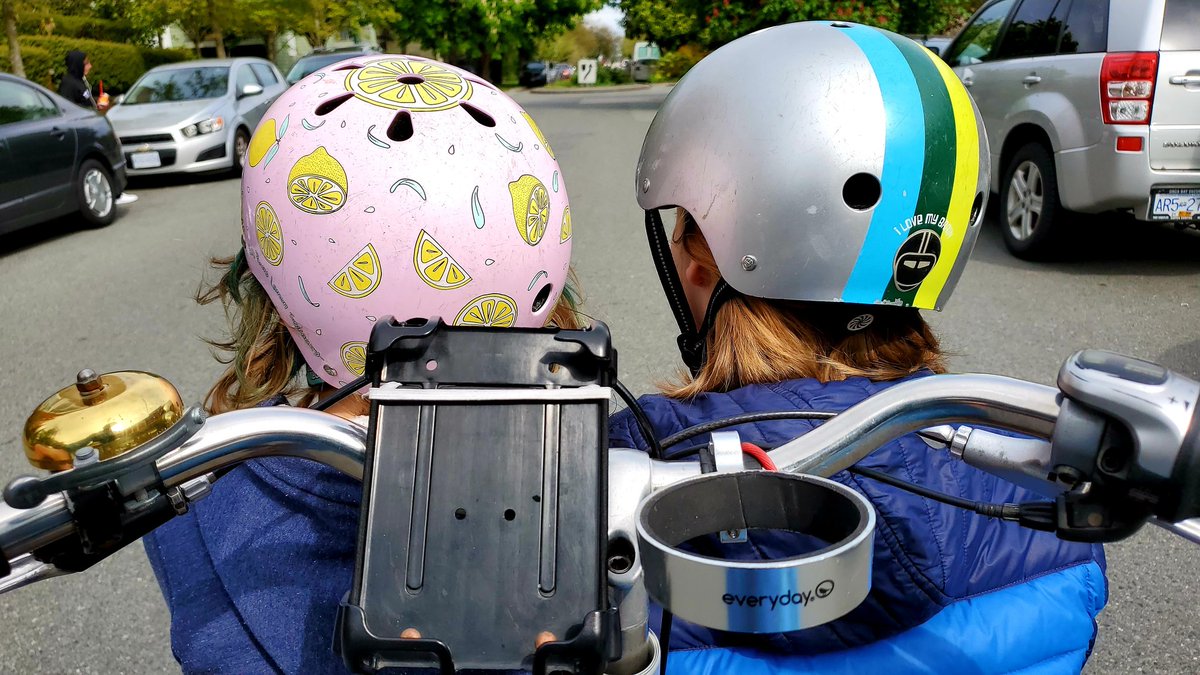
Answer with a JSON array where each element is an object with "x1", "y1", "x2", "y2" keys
[
  {"x1": 232, "y1": 128, "x2": 251, "y2": 176},
  {"x1": 76, "y1": 159, "x2": 116, "y2": 228},
  {"x1": 1001, "y1": 143, "x2": 1068, "y2": 260}
]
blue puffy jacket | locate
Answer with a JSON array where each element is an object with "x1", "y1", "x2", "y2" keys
[
  {"x1": 607, "y1": 375, "x2": 1107, "y2": 674},
  {"x1": 144, "y1": 375, "x2": 1106, "y2": 674}
]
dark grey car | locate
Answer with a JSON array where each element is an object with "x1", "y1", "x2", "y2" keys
[{"x1": 0, "y1": 73, "x2": 127, "y2": 236}]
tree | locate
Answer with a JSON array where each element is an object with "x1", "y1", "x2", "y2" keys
[
  {"x1": 2, "y1": 0, "x2": 24, "y2": 77},
  {"x1": 539, "y1": 20, "x2": 621, "y2": 63},
  {"x1": 379, "y1": 0, "x2": 603, "y2": 80},
  {"x1": 620, "y1": 0, "x2": 981, "y2": 50},
  {"x1": 620, "y1": 0, "x2": 697, "y2": 51}
]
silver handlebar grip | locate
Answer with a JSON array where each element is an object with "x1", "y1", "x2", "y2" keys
[
  {"x1": 769, "y1": 374, "x2": 1061, "y2": 477},
  {"x1": 155, "y1": 407, "x2": 368, "y2": 487},
  {"x1": 0, "y1": 494, "x2": 74, "y2": 561}
]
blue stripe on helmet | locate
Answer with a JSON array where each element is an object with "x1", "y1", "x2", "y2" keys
[{"x1": 836, "y1": 24, "x2": 926, "y2": 305}]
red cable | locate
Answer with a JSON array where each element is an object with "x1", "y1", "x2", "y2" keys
[{"x1": 741, "y1": 442, "x2": 777, "y2": 471}]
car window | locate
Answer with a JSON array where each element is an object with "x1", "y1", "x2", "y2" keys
[
  {"x1": 286, "y1": 53, "x2": 366, "y2": 84},
  {"x1": 0, "y1": 81, "x2": 59, "y2": 125},
  {"x1": 1161, "y1": 0, "x2": 1200, "y2": 51},
  {"x1": 33, "y1": 90, "x2": 61, "y2": 117},
  {"x1": 124, "y1": 67, "x2": 230, "y2": 104},
  {"x1": 1057, "y1": 0, "x2": 1108, "y2": 54},
  {"x1": 250, "y1": 63, "x2": 279, "y2": 85},
  {"x1": 997, "y1": 0, "x2": 1064, "y2": 59},
  {"x1": 945, "y1": 0, "x2": 1018, "y2": 66},
  {"x1": 236, "y1": 65, "x2": 261, "y2": 92}
]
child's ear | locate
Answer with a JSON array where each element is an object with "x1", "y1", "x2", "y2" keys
[{"x1": 684, "y1": 260, "x2": 715, "y2": 290}]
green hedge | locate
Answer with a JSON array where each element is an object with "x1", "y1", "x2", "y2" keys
[
  {"x1": 0, "y1": 46, "x2": 56, "y2": 88},
  {"x1": 17, "y1": 13, "x2": 144, "y2": 45},
  {"x1": 1, "y1": 36, "x2": 193, "y2": 92},
  {"x1": 18, "y1": 36, "x2": 140, "y2": 93}
]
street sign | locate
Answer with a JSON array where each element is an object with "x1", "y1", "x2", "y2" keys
[{"x1": 578, "y1": 59, "x2": 598, "y2": 86}]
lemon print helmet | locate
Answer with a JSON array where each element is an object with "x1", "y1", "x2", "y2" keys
[
  {"x1": 241, "y1": 55, "x2": 572, "y2": 387},
  {"x1": 636, "y1": 22, "x2": 990, "y2": 371}
]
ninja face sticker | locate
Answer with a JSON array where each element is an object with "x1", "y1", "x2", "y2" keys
[{"x1": 892, "y1": 230, "x2": 941, "y2": 292}]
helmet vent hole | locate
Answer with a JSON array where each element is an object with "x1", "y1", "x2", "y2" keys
[
  {"x1": 314, "y1": 93, "x2": 353, "y2": 116},
  {"x1": 398, "y1": 75, "x2": 425, "y2": 85},
  {"x1": 842, "y1": 173, "x2": 882, "y2": 211},
  {"x1": 332, "y1": 64, "x2": 362, "y2": 71},
  {"x1": 969, "y1": 192, "x2": 984, "y2": 228},
  {"x1": 531, "y1": 283, "x2": 553, "y2": 314},
  {"x1": 460, "y1": 102, "x2": 496, "y2": 128},
  {"x1": 387, "y1": 110, "x2": 414, "y2": 142},
  {"x1": 831, "y1": 22, "x2": 854, "y2": 29}
]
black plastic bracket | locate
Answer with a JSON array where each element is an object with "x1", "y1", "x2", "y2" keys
[{"x1": 336, "y1": 318, "x2": 616, "y2": 673}]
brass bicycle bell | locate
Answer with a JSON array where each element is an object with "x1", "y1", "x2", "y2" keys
[{"x1": 22, "y1": 369, "x2": 184, "y2": 472}]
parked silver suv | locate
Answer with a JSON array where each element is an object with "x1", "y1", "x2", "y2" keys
[{"x1": 943, "y1": 0, "x2": 1200, "y2": 258}]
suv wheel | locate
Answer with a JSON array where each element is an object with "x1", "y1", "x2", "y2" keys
[
  {"x1": 1001, "y1": 143, "x2": 1066, "y2": 260},
  {"x1": 76, "y1": 159, "x2": 116, "y2": 228}
]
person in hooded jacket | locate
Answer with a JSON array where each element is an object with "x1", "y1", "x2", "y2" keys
[
  {"x1": 59, "y1": 50, "x2": 96, "y2": 109},
  {"x1": 606, "y1": 21, "x2": 1107, "y2": 674}
]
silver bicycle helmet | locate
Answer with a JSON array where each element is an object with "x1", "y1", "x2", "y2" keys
[{"x1": 636, "y1": 21, "x2": 990, "y2": 371}]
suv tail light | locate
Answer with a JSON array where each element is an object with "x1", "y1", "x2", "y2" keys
[{"x1": 1101, "y1": 52, "x2": 1159, "y2": 125}]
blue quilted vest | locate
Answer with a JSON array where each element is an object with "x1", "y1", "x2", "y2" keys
[
  {"x1": 143, "y1": 375, "x2": 1106, "y2": 674},
  {"x1": 608, "y1": 374, "x2": 1107, "y2": 674}
]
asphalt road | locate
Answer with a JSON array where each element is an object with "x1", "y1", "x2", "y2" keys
[{"x1": 1, "y1": 84, "x2": 1198, "y2": 673}]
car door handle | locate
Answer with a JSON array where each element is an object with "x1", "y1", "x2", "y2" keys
[
  {"x1": 962, "y1": 75, "x2": 975, "y2": 87},
  {"x1": 1022, "y1": 75, "x2": 1042, "y2": 85},
  {"x1": 50, "y1": 127, "x2": 67, "y2": 139},
  {"x1": 1169, "y1": 75, "x2": 1200, "y2": 86}
]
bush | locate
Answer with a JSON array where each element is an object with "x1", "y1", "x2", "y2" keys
[
  {"x1": 596, "y1": 65, "x2": 631, "y2": 85},
  {"x1": 19, "y1": 36, "x2": 147, "y2": 93},
  {"x1": 0, "y1": 46, "x2": 56, "y2": 88},
  {"x1": 654, "y1": 45, "x2": 706, "y2": 81}
]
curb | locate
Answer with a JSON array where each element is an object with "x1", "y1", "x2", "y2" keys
[{"x1": 525, "y1": 83, "x2": 658, "y2": 95}]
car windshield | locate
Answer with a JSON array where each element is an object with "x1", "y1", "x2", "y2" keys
[
  {"x1": 123, "y1": 67, "x2": 229, "y2": 104},
  {"x1": 287, "y1": 53, "x2": 365, "y2": 83}
]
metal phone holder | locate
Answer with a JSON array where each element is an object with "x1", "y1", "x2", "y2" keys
[{"x1": 635, "y1": 471, "x2": 874, "y2": 633}]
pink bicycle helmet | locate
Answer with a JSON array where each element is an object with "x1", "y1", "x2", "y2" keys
[{"x1": 241, "y1": 55, "x2": 572, "y2": 387}]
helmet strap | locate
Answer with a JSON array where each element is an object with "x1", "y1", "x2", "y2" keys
[{"x1": 644, "y1": 209, "x2": 740, "y2": 376}]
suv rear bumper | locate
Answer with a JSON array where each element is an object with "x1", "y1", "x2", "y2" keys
[{"x1": 1057, "y1": 128, "x2": 1200, "y2": 221}]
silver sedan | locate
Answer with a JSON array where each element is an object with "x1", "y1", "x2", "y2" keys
[{"x1": 106, "y1": 57, "x2": 286, "y2": 176}]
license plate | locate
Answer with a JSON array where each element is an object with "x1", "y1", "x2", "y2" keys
[
  {"x1": 130, "y1": 151, "x2": 162, "y2": 169},
  {"x1": 1151, "y1": 188, "x2": 1200, "y2": 220}
]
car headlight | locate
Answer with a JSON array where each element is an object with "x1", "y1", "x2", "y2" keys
[{"x1": 181, "y1": 117, "x2": 225, "y2": 137}]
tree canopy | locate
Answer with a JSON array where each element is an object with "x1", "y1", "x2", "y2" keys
[{"x1": 620, "y1": 0, "x2": 981, "y2": 50}]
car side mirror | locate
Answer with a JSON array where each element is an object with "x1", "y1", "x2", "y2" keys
[
  {"x1": 113, "y1": 94, "x2": 125, "y2": 106},
  {"x1": 926, "y1": 46, "x2": 941, "y2": 56},
  {"x1": 240, "y1": 83, "x2": 264, "y2": 98}
]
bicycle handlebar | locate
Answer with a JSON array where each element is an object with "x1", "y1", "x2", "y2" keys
[{"x1": 0, "y1": 373, "x2": 1066, "y2": 568}]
